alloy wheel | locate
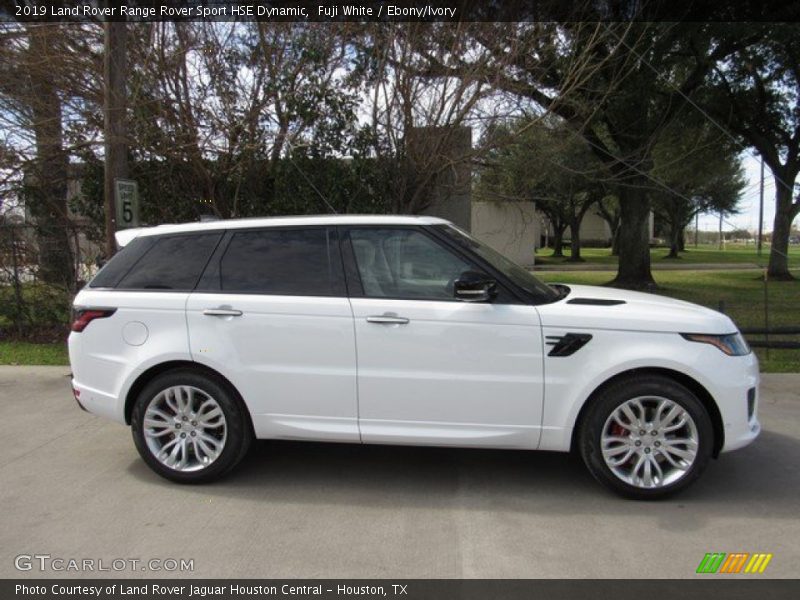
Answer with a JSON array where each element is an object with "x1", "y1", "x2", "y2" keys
[
  {"x1": 143, "y1": 385, "x2": 228, "y2": 472},
  {"x1": 600, "y1": 395, "x2": 699, "y2": 489}
]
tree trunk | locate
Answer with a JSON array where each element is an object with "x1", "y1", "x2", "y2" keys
[
  {"x1": 27, "y1": 28, "x2": 73, "y2": 289},
  {"x1": 611, "y1": 225, "x2": 621, "y2": 256},
  {"x1": 551, "y1": 225, "x2": 566, "y2": 258},
  {"x1": 767, "y1": 183, "x2": 798, "y2": 280},
  {"x1": 567, "y1": 219, "x2": 584, "y2": 262},
  {"x1": 611, "y1": 188, "x2": 655, "y2": 290},
  {"x1": 665, "y1": 222, "x2": 681, "y2": 259}
]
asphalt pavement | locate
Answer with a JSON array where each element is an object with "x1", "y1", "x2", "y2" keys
[{"x1": 0, "y1": 366, "x2": 798, "y2": 579}]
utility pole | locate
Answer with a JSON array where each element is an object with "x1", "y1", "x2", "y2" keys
[
  {"x1": 718, "y1": 211, "x2": 723, "y2": 250},
  {"x1": 757, "y1": 156, "x2": 765, "y2": 257},
  {"x1": 103, "y1": 20, "x2": 128, "y2": 258}
]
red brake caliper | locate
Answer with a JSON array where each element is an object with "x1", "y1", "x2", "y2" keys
[{"x1": 610, "y1": 423, "x2": 627, "y2": 437}]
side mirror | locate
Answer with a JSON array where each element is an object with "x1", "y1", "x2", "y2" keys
[{"x1": 454, "y1": 271, "x2": 497, "y2": 303}]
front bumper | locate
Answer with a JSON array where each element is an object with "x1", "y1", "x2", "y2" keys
[{"x1": 718, "y1": 351, "x2": 761, "y2": 453}]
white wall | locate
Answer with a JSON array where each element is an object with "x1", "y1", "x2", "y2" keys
[
  {"x1": 580, "y1": 211, "x2": 612, "y2": 243},
  {"x1": 471, "y1": 201, "x2": 539, "y2": 267}
]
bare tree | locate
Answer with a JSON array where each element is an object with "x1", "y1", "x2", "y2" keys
[{"x1": 0, "y1": 24, "x2": 98, "y2": 287}]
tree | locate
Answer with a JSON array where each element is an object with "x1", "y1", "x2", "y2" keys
[
  {"x1": 476, "y1": 118, "x2": 606, "y2": 261},
  {"x1": 424, "y1": 19, "x2": 760, "y2": 288},
  {"x1": 700, "y1": 23, "x2": 800, "y2": 279},
  {"x1": 0, "y1": 25, "x2": 78, "y2": 287},
  {"x1": 124, "y1": 22, "x2": 359, "y2": 220},
  {"x1": 350, "y1": 23, "x2": 495, "y2": 216},
  {"x1": 650, "y1": 120, "x2": 745, "y2": 259}
]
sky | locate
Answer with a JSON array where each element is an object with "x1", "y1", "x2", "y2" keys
[{"x1": 695, "y1": 152, "x2": 785, "y2": 233}]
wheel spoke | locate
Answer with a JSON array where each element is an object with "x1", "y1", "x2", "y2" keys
[
  {"x1": 662, "y1": 444, "x2": 695, "y2": 462},
  {"x1": 649, "y1": 456, "x2": 664, "y2": 484},
  {"x1": 144, "y1": 426, "x2": 173, "y2": 439},
  {"x1": 657, "y1": 404, "x2": 682, "y2": 429},
  {"x1": 607, "y1": 448, "x2": 634, "y2": 467},
  {"x1": 164, "y1": 388, "x2": 179, "y2": 414},
  {"x1": 612, "y1": 415, "x2": 637, "y2": 431},
  {"x1": 619, "y1": 403, "x2": 641, "y2": 429},
  {"x1": 662, "y1": 416, "x2": 688, "y2": 433}
]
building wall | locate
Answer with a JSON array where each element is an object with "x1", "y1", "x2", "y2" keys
[
  {"x1": 471, "y1": 201, "x2": 540, "y2": 267},
  {"x1": 580, "y1": 211, "x2": 613, "y2": 243}
]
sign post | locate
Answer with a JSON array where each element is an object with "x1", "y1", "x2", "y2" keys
[{"x1": 114, "y1": 179, "x2": 139, "y2": 230}]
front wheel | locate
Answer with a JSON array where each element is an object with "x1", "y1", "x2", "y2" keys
[
  {"x1": 131, "y1": 369, "x2": 252, "y2": 483},
  {"x1": 579, "y1": 375, "x2": 714, "y2": 499}
]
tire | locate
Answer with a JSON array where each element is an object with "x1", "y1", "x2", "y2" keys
[
  {"x1": 578, "y1": 375, "x2": 714, "y2": 500},
  {"x1": 131, "y1": 369, "x2": 252, "y2": 483}
]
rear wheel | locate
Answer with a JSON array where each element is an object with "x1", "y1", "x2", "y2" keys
[
  {"x1": 579, "y1": 375, "x2": 713, "y2": 499},
  {"x1": 131, "y1": 369, "x2": 252, "y2": 483}
]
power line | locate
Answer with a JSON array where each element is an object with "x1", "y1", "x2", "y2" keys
[{"x1": 284, "y1": 140, "x2": 338, "y2": 215}]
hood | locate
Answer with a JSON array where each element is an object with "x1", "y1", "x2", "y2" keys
[{"x1": 536, "y1": 284, "x2": 737, "y2": 335}]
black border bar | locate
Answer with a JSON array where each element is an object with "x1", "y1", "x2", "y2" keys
[
  {"x1": 4, "y1": 580, "x2": 800, "y2": 600},
  {"x1": 3, "y1": 0, "x2": 800, "y2": 23}
]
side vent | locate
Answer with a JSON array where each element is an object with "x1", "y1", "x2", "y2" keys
[
  {"x1": 567, "y1": 298, "x2": 626, "y2": 306},
  {"x1": 546, "y1": 333, "x2": 593, "y2": 357}
]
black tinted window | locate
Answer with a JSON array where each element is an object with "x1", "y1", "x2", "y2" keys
[
  {"x1": 220, "y1": 228, "x2": 344, "y2": 296},
  {"x1": 116, "y1": 233, "x2": 221, "y2": 290},
  {"x1": 89, "y1": 236, "x2": 155, "y2": 288}
]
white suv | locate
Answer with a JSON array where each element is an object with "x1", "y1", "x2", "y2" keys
[{"x1": 69, "y1": 215, "x2": 760, "y2": 498}]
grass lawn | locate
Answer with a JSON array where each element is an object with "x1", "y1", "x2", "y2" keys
[
  {"x1": 537, "y1": 269, "x2": 800, "y2": 373},
  {"x1": 0, "y1": 341, "x2": 69, "y2": 366},
  {"x1": 535, "y1": 243, "x2": 800, "y2": 267}
]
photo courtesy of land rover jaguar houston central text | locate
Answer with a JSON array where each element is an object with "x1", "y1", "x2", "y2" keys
[{"x1": 68, "y1": 216, "x2": 760, "y2": 499}]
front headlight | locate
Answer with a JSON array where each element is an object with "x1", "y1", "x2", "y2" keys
[{"x1": 681, "y1": 332, "x2": 751, "y2": 356}]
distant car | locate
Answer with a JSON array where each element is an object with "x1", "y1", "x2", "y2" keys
[
  {"x1": 68, "y1": 216, "x2": 760, "y2": 499},
  {"x1": 789, "y1": 236, "x2": 800, "y2": 244}
]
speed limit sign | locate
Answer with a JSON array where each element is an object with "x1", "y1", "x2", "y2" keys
[{"x1": 114, "y1": 179, "x2": 140, "y2": 229}]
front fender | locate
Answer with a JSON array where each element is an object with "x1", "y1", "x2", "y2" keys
[{"x1": 537, "y1": 328, "x2": 736, "y2": 452}]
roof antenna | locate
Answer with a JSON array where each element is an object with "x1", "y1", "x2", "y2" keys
[{"x1": 284, "y1": 141, "x2": 338, "y2": 215}]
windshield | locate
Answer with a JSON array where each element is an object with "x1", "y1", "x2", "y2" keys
[{"x1": 435, "y1": 224, "x2": 561, "y2": 304}]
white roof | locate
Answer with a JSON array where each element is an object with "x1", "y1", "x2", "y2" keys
[{"x1": 115, "y1": 214, "x2": 451, "y2": 247}]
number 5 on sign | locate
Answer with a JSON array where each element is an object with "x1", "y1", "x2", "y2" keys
[{"x1": 115, "y1": 179, "x2": 139, "y2": 229}]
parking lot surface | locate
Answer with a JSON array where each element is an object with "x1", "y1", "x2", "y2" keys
[{"x1": 0, "y1": 366, "x2": 798, "y2": 578}]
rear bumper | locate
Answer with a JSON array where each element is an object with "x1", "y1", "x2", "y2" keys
[{"x1": 70, "y1": 379, "x2": 126, "y2": 425}]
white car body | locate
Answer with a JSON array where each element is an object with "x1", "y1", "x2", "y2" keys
[{"x1": 68, "y1": 215, "x2": 760, "y2": 494}]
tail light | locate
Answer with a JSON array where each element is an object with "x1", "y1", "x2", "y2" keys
[{"x1": 71, "y1": 308, "x2": 116, "y2": 332}]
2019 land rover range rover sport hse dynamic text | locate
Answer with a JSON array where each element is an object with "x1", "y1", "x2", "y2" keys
[{"x1": 68, "y1": 216, "x2": 760, "y2": 498}]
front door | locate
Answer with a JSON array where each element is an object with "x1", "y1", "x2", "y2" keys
[{"x1": 345, "y1": 227, "x2": 545, "y2": 449}]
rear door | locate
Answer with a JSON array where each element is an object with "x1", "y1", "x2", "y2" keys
[
  {"x1": 344, "y1": 226, "x2": 545, "y2": 449},
  {"x1": 186, "y1": 226, "x2": 359, "y2": 442}
]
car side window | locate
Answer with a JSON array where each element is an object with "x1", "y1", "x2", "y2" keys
[
  {"x1": 219, "y1": 227, "x2": 344, "y2": 296},
  {"x1": 349, "y1": 228, "x2": 473, "y2": 300},
  {"x1": 115, "y1": 233, "x2": 222, "y2": 290}
]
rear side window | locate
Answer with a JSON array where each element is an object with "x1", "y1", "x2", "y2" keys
[
  {"x1": 219, "y1": 228, "x2": 344, "y2": 296},
  {"x1": 115, "y1": 233, "x2": 222, "y2": 290},
  {"x1": 89, "y1": 236, "x2": 155, "y2": 288}
]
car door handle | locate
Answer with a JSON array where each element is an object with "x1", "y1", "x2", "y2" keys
[
  {"x1": 366, "y1": 315, "x2": 410, "y2": 325},
  {"x1": 203, "y1": 308, "x2": 243, "y2": 317}
]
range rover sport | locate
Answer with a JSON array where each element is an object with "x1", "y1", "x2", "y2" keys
[{"x1": 68, "y1": 215, "x2": 760, "y2": 498}]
